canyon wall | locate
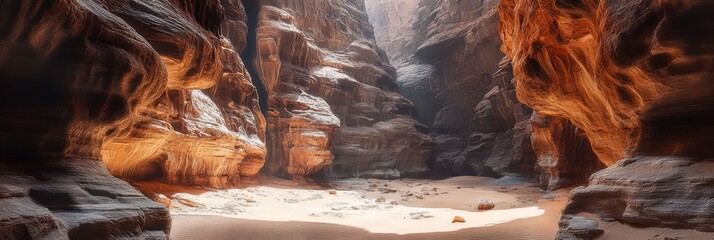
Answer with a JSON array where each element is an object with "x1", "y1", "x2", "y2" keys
[
  {"x1": 469, "y1": 58, "x2": 537, "y2": 178},
  {"x1": 499, "y1": 0, "x2": 714, "y2": 237},
  {"x1": 367, "y1": 0, "x2": 537, "y2": 178},
  {"x1": 100, "y1": 0, "x2": 266, "y2": 188},
  {"x1": 0, "y1": 0, "x2": 266, "y2": 238},
  {"x1": 365, "y1": 0, "x2": 438, "y2": 128},
  {"x1": 412, "y1": 0, "x2": 507, "y2": 176},
  {"x1": 253, "y1": 0, "x2": 434, "y2": 180}
]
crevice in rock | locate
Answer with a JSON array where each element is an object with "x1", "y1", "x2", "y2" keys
[{"x1": 241, "y1": 0, "x2": 268, "y2": 115}]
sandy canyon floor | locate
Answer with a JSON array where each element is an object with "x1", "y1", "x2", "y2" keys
[{"x1": 136, "y1": 177, "x2": 713, "y2": 240}]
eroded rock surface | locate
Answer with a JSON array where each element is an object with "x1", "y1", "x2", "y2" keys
[
  {"x1": 412, "y1": 0, "x2": 505, "y2": 176},
  {"x1": 1, "y1": 0, "x2": 266, "y2": 238},
  {"x1": 563, "y1": 157, "x2": 714, "y2": 232},
  {"x1": 468, "y1": 58, "x2": 537, "y2": 178},
  {"x1": 100, "y1": 0, "x2": 266, "y2": 188},
  {"x1": 368, "y1": 0, "x2": 532, "y2": 178},
  {"x1": 253, "y1": 0, "x2": 433, "y2": 179},
  {"x1": 499, "y1": 0, "x2": 714, "y2": 235},
  {"x1": 0, "y1": 160, "x2": 169, "y2": 239},
  {"x1": 365, "y1": 0, "x2": 421, "y2": 68},
  {"x1": 365, "y1": 0, "x2": 438, "y2": 128}
]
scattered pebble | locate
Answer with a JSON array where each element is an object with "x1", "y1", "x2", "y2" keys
[
  {"x1": 452, "y1": 216, "x2": 466, "y2": 223},
  {"x1": 328, "y1": 190, "x2": 337, "y2": 195}
]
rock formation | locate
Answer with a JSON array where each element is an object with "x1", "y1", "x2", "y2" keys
[
  {"x1": 100, "y1": 0, "x2": 266, "y2": 188},
  {"x1": 1, "y1": 0, "x2": 266, "y2": 238},
  {"x1": 499, "y1": 0, "x2": 714, "y2": 237},
  {"x1": 468, "y1": 58, "x2": 537, "y2": 178},
  {"x1": 411, "y1": 0, "x2": 507, "y2": 176},
  {"x1": 365, "y1": 0, "x2": 440, "y2": 128},
  {"x1": 365, "y1": 0, "x2": 421, "y2": 68},
  {"x1": 367, "y1": 0, "x2": 537, "y2": 178},
  {"x1": 252, "y1": 0, "x2": 434, "y2": 180}
]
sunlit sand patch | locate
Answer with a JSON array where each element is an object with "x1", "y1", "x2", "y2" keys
[{"x1": 169, "y1": 185, "x2": 546, "y2": 235}]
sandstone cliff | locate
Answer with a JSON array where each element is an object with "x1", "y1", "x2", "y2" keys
[
  {"x1": 499, "y1": 0, "x2": 714, "y2": 237},
  {"x1": 1, "y1": 0, "x2": 266, "y2": 238},
  {"x1": 468, "y1": 57, "x2": 537, "y2": 178},
  {"x1": 412, "y1": 0, "x2": 506, "y2": 176},
  {"x1": 367, "y1": 0, "x2": 537, "y2": 178},
  {"x1": 252, "y1": 0, "x2": 434, "y2": 180},
  {"x1": 100, "y1": 0, "x2": 266, "y2": 188},
  {"x1": 365, "y1": 0, "x2": 439, "y2": 128}
]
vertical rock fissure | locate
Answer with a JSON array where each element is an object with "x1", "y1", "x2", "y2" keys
[{"x1": 241, "y1": 0, "x2": 268, "y2": 115}]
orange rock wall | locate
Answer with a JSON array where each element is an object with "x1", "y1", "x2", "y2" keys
[
  {"x1": 499, "y1": 0, "x2": 714, "y2": 234},
  {"x1": 498, "y1": 0, "x2": 666, "y2": 165},
  {"x1": 253, "y1": 0, "x2": 434, "y2": 179},
  {"x1": 100, "y1": 0, "x2": 267, "y2": 188},
  {"x1": 0, "y1": 0, "x2": 268, "y2": 237}
]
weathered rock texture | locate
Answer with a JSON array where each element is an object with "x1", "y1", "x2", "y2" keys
[
  {"x1": 499, "y1": 0, "x2": 714, "y2": 236},
  {"x1": 564, "y1": 157, "x2": 714, "y2": 232},
  {"x1": 252, "y1": 0, "x2": 433, "y2": 180},
  {"x1": 365, "y1": 0, "x2": 421, "y2": 68},
  {"x1": 367, "y1": 0, "x2": 535, "y2": 178},
  {"x1": 412, "y1": 0, "x2": 506, "y2": 176},
  {"x1": 365, "y1": 0, "x2": 439, "y2": 127},
  {"x1": 100, "y1": 0, "x2": 266, "y2": 188},
  {"x1": 1, "y1": 0, "x2": 266, "y2": 238},
  {"x1": 468, "y1": 58, "x2": 537, "y2": 178},
  {"x1": 0, "y1": 160, "x2": 170, "y2": 239},
  {"x1": 530, "y1": 114, "x2": 606, "y2": 190}
]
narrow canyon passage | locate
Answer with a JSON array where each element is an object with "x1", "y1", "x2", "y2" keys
[
  {"x1": 1, "y1": 0, "x2": 713, "y2": 240},
  {"x1": 240, "y1": 0, "x2": 268, "y2": 115}
]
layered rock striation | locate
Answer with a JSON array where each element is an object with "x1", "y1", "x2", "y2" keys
[
  {"x1": 252, "y1": 0, "x2": 433, "y2": 180},
  {"x1": 1, "y1": 0, "x2": 266, "y2": 238},
  {"x1": 468, "y1": 57, "x2": 537, "y2": 178},
  {"x1": 367, "y1": 0, "x2": 536, "y2": 178},
  {"x1": 499, "y1": 0, "x2": 714, "y2": 236},
  {"x1": 100, "y1": 0, "x2": 266, "y2": 188},
  {"x1": 365, "y1": 0, "x2": 438, "y2": 128},
  {"x1": 411, "y1": 0, "x2": 506, "y2": 176}
]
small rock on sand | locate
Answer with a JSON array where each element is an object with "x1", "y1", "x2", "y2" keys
[
  {"x1": 452, "y1": 216, "x2": 465, "y2": 223},
  {"x1": 244, "y1": 198, "x2": 257, "y2": 203},
  {"x1": 328, "y1": 190, "x2": 337, "y2": 195},
  {"x1": 477, "y1": 200, "x2": 495, "y2": 210},
  {"x1": 376, "y1": 196, "x2": 386, "y2": 203}
]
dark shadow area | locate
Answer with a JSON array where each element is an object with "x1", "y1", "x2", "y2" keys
[{"x1": 241, "y1": 0, "x2": 268, "y2": 115}]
